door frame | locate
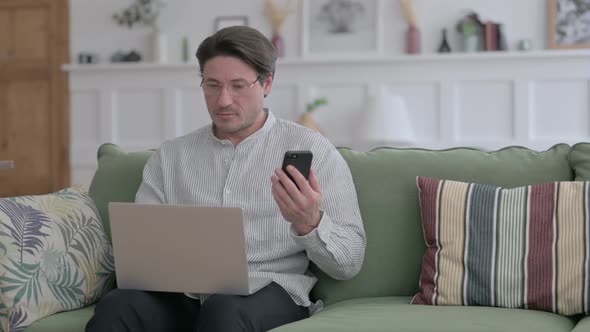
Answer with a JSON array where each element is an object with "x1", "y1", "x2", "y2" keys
[{"x1": 53, "y1": 0, "x2": 71, "y2": 190}]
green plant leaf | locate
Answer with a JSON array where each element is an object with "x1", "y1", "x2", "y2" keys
[
  {"x1": 1, "y1": 262, "x2": 28, "y2": 280},
  {"x1": 0, "y1": 298, "x2": 8, "y2": 323},
  {"x1": 55, "y1": 211, "x2": 101, "y2": 266},
  {"x1": 0, "y1": 259, "x2": 42, "y2": 306},
  {"x1": 46, "y1": 261, "x2": 84, "y2": 308},
  {"x1": 0, "y1": 276, "x2": 23, "y2": 284},
  {"x1": 1, "y1": 285, "x2": 20, "y2": 293},
  {"x1": 306, "y1": 97, "x2": 328, "y2": 112},
  {"x1": 96, "y1": 249, "x2": 116, "y2": 294}
]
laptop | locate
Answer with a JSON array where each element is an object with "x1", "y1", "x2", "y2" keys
[{"x1": 108, "y1": 202, "x2": 272, "y2": 295}]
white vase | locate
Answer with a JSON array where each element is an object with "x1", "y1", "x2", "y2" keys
[
  {"x1": 152, "y1": 30, "x2": 168, "y2": 63},
  {"x1": 463, "y1": 34, "x2": 479, "y2": 52}
]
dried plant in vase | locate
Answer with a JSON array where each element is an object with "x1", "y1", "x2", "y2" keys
[
  {"x1": 264, "y1": 0, "x2": 295, "y2": 57},
  {"x1": 399, "y1": 0, "x2": 421, "y2": 54}
]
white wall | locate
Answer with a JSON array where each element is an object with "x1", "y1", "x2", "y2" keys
[
  {"x1": 70, "y1": 0, "x2": 548, "y2": 63},
  {"x1": 69, "y1": 0, "x2": 578, "y2": 189},
  {"x1": 66, "y1": 51, "x2": 590, "y2": 187}
]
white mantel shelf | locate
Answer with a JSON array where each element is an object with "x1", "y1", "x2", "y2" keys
[{"x1": 63, "y1": 49, "x2": 590, "y2": 72}]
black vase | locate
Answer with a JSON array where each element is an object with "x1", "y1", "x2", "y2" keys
[{"x1": 438, "y1": 29, "x2": 452, "y2": 53}]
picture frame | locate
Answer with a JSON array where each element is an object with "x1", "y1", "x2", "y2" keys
[
  {"x1": 547, "y1": 0, "x2": 590, "y2": 49},
  {"x1": 213, "y1": 16, "x2": 249, "y2": 32},
  {"x1": 301, "y1": 0, "x2": 384, "y2": 58}
]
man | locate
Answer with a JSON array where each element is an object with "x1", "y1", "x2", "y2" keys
[{"x1": 86, "y1": 26, "x2": 365, "y2": 332}]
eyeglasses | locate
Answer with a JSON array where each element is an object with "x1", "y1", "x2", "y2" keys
[{"x1": 200, "y1": 76, "x2": 261, "y2": 97}]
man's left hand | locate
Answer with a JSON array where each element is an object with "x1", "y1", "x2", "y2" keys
[{"x1": 271, "y1": 166, "x2": 322, "y2": 236}]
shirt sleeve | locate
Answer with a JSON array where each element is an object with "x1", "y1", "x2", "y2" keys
[
  {"x1": 135, "y1": 148, "x2": 167, "y2": 204},
  {"x1": 290, "y1": 146, "x2": 366, "y2": 280}
]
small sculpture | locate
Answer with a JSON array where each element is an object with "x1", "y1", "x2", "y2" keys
[
  {"x1": 438, "y1": 29, "x2": 452, "y2": 53},
  {"x1": 124, "y1": 51, "x2": 142, "y2": 62},
  {"x1": 110, "y1": 50, "x2": 142, "y2": 63}
]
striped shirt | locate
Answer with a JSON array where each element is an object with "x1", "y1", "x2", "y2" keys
[{"x1": 135, "y1": 110, "x2": 366, "y2": 310}]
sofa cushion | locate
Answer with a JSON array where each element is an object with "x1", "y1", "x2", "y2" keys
[
  {"x1": 88, "y1": 143, "x2": 153, "y2": 242},
  {"x1": 271, "y1": 296, "x2": 576, "y2": 332},
  {"x1": 24, "y1": 305, "x2": 94, "y2": 332},
  {"x1": 0, "y1": 187, "x2": 113, "y2": 331},
  {"x1": 569, "y1": 143, "x2": 590, "y2": 180},
  {"x1": 412, "y1": 177, "x2": 589, "y2": 315},
  {"x1": 310, "y1": 145, "x2": 573, "y2": 306},
  {"x1": 572, "y1": 316, "x2": 590, "y2": 332}
]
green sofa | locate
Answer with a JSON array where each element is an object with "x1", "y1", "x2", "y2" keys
[{"x1": 25, "y1": 142, "x2": 590, "y2": 332}]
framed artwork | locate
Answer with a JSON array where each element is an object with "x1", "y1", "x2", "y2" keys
[
  {"x1": 301, "y1": 0, "x2": 383, "y2": 57},
  {"x1": 548, "y1": 0, "x2": 590, "y2": 49},
  {"x1": 214, "y1": 16, "x2": 249, "y2": 32}
]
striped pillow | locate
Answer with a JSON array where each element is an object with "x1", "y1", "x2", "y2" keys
[{"x1": 411, "y1": 177, "x2": 589, "y2": 316}]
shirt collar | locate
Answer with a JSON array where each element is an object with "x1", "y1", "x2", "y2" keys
[{"x1": 208, "y1": 108, "x2": 276, "y2": 145}]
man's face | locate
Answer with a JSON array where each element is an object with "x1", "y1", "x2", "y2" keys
[{"x1": 201, "y1": 56, "x2": 273, "y2": 142}]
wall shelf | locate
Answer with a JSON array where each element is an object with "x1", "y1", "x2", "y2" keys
[{"x1": 63, "y1": 49, "x2": 590, "y2": 72}]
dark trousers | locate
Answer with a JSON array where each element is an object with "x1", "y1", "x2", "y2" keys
[{"x1": 86, "y1": 282, "x2": 309, "y2": 332}]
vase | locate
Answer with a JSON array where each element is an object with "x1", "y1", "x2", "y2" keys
[
  {"x1": 518, "y1": 39, "x2": 532, "y2": 51},
  {"x1": 405, "y1": 26, "x2": 421, "y2": 54},
  {"x1": 182, "y1": 37, "x2": 190, "y2": 63},
  {"x1": 271, "y1": 33, "x2": 285, "y2": 58},
  {"x1": 152, "y1": 30, "x2": 168, "y2": 63},
  {"x1": 497, "y1": 24, "x2": 508, "y2": 51},
  {"x1": 298, "y1": 112, "x2": 323, "y2": 134},
  {"x1": 463, "y1": 34, "x2": 479, "y2": 52}
]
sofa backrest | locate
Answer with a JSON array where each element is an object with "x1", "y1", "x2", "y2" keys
[
  {"x1": 88, "y1": 143, "x2": 573, "y2": 306},
  {"x1": 310, "y1": 144, "x2": 573, "y2": 306},
  {"x1": 88, "y1": 144, "x2": 153, "y2": 242}
]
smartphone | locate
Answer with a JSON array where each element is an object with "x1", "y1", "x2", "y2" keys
[{"x1": 281, "y1": 150, "x2": 313, "y2": 187}]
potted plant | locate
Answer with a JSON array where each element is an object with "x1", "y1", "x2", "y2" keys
[
  {"x1": 113, "y1": 0, "x2": 167, "y2": 63},
  {"x1": 299, "y1": 97, "x2": 328, "y2": 134}
]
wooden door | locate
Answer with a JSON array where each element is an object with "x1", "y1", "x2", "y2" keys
[
  {"x1": 0, "y1": 0, "x2": 70, "y2": 197},
  {"x1": 0, "y1": 9, "x2": 11, "y2": 65}
]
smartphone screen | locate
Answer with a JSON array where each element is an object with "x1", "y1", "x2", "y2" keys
[{"x1": 281, "y1": 150, "x2": 313, "y2": 187}]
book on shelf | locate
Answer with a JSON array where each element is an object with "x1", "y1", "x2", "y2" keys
[
  {"x1": 484, "y1": 21, "x2": 498, "y2": 51},
  {"x1": 484, "y1": 21, "x2": 507, "y2": 52}
]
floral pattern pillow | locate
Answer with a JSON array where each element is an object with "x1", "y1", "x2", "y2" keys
[{"x1": 0, "y1": 187, "x2": 114, "y2": 331}]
